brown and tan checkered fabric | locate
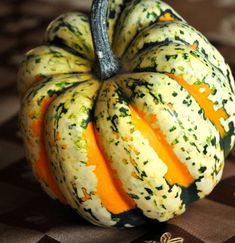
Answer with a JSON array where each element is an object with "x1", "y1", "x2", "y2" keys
[{"x1": 0, "y1": 0, "x2": 235, "y2": 242}]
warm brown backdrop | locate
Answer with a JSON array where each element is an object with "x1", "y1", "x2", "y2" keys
[{"x1": 0, "y1": 1, "x2": 235, "y2": 242}]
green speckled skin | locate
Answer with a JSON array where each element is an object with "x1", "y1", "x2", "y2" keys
[{"x1": 18, "y1": 0, "x2": 235, "y2": 227}]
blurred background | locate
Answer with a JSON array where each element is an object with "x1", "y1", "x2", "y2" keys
[{"x1": 0, "y1": 1, "x2": 235, "y2": 242}]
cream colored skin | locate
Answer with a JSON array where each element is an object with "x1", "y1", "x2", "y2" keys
[
  {"x1": 45, "y1": 13, "x2": 95, "y2": 61},
  {"x1": 107, "y1": 0, "x2": 129, "y2": 43},
  {"x1": 113, "y1": 73, "x2": 225, "y2": 198},
  {"x1": 123, "y1": 20, "x2": 235, "y2": 92},
  {"x1": 126, "y1": 43, "x2": 235, "y2": 152},
  {"x1": 17, "y1": 45, "x2": 91, "y2": 96},
  {"x1": 112, "y1": 0, "x2": 185, "y2": 57},
  {"x1": 95, "y1": 80, "x2": 186, "y2": 221},
  {"x1": 44, "y1": 80, "x2": 121, "y2": 227},
  {"x1": 18, "y1": 0, "x2": 235, "y2": 227},
  {"x1": 20, "y1": 74, "x2": 93, "y2": 198}
]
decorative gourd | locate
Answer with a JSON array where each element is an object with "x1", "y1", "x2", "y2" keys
[{"x1": 18, "y1": 0, "x2": 235, "y2": 227}]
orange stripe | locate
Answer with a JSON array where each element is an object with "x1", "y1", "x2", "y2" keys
[
  {"x1": 168, "y1": 74, "x2": 228, "y2": 137},
  {"x1": 84, "y1": 123, "x2": 135, "y2": 214},
  {"x1": 189, "y1": 41, "x2": 198, "y2": 51},
  {"x1": 159, "y1": 13, "x2": 174, "y2": 22},
  {"x1": 31, "y1": 97, "x2": 67, "y2": 204},
  {"x1": 130, "y1": 106, "x2": 193, "y2": 187}
]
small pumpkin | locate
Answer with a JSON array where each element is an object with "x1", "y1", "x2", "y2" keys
[{"x1": 18, "y1": 0, "x2": 235, "y2": 227}]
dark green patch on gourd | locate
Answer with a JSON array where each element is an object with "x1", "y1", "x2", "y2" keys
[
  {"x1": 109, "y1": 10, "x2": 116, "y2": 19},
  {"x1": 221, "y1": 121, "x2": 235, "y2": 157},
  {"x1": 174, "y1": 47, "x2": 185, "y2": 51},
  {"x1": 114, "y1": 140, "x2": 120, "y2": 146},
  {"x1": 124, "y1": 146, "x2": 131, "y2": 154},
  {"x1": 140, "y1": 171, "x2": 147, "y2": 179},
  {"x1": 143, "y1": 160, "x2": 149, "y2": 165},
  {"x1": 37, "y1": 95, "x2": 46, "y2": 106},
  {"x1": 125, "y1": 78, "x2": 154, "y2": 100},
  {"x1": 49, "y1": 36, "x2": 86, "y2": 59},
  {"x1": 47, "y1": 89, "x2": 55, "y2": 97},
  {"x1": 49, "y1": 48, "x2": 64, "y2": 58},
  {"x1": 189, "y1": 50, "x2": 200, "y2": 59},
  {"x1": 165, "y1": 54, "x2": 178, "y2": 61},
  {"x1": 172, "y1": 92, "x2": 178, "y2": 97},
  {"x1": 80, "y1": 117, "x2": 90, "y2": 129},
  {"x1": 128, "y1": 193, "x2": 140, "y2": 200},
  {"x1": 146, "y1": 11, "x2": 158, "y2": 19},
  {"x1": 27, "y1": 54, "x2": 41, "y2": 62},
  {"x1": 35, "y1": 56, "x2": 41, "y2": 63},
  {"x1": 182, "y1": 98, "x2": 192, "y2": 107},
  {"x1": 198, "y1": 166, "x2": 207, "y2": 173},
  {"x1": 211, "y1": 137, "x2": 216, "y2": 146},
  {"x1": 161, "y1": 204, "x2": 166, "y2": 210},
  {"x1": 47, "y1": 81, "x2": 86, "y2": 99},
  {"x1": 203, "y1": 144, "x2": 208, "y2": 155},
  {"x1": 226, "y1": 69, "x2": 235, "y2": 93},
  {"x1": 169, "y1": 126, "x2": 176, "y2": 132},
  {"x1": 183, "y1": 53, "x2": 189, "y2": 60},
  {"x1": 119, "y1": 107, "x2": 129, "y2": 117},
  {"x1": 111, "y1": 208, "x2": 149, "y2": 228},
  {"x1": 68, "y1": 123, "x2": 76, "y2": 129},
  {"x1": 183, "y1": 135, "x2": 189, "y2": 142},
  {"x1": 54, "y1": 18, "x2": 83, "y2": 36},
  {"x1": 201, "y1": 47, "x2": 208, "y2": 59},
  {"x1": 171, "y1": 138, "x2": 179, "y2": 145},
  {"x1": 171, "y1": 68, "x2": 176, "y2": 74},
  {"x1": 190, "y1": 141, "x2": 200, "y2": 153},
  {"x1": 222, "y1": 99, "x2": 228, "y2": 106},
  {"x1": 134, "y1": 62, "x2": 158, "y2": 73},
  {"x1": 158, "y1": 94, "x2": 164, "y2": 104},
  {"x1": 110, "y1": 114, "x2": 119, "y2": 132},
  {"x1": 54, "y1": 102, "x2": 69, "y2": 129},
  {"x1": 175, "y1": 36, "x2": 188, "y2": 46},
  {"x1": 180, "y1": 182, "x2": 199, "y2": 206},
  {"x1": 25, "y1": 76, "x2": 50, "y2": 100},
  {"x1": 211, "y1": 87, "x2": 217, "y2": 95},
  {"x1": 156, "y1": 185, "x2": 163, "y2": 190},
  {"x1": 198, "y1": 109, "x2": 203, "y2": 115},
  {"x1": 83, "y1": 208, "x2": 99, "y2": 222},
  {"x1": 116, "y1": 87, "x2": 130, "y2": 105},
  {"x1": 136, "y1": 39, "x2": 170, "y2": 56},
  {"x1": 145, "y1": 188, "x2": 153, "y2": 195}
]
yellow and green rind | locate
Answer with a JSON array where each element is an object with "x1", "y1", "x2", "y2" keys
[
  {"x1": 17, "y1": 46, "x2": 91, "y2": 96},
  {"x1": 18, "y1": 0, "x2": 235, "y2": 227}
]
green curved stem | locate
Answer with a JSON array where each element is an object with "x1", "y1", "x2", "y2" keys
[{"x1": 90, "y1": 0, "x2": 120, "y2": 80}]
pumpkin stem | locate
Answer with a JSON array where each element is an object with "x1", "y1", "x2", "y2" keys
[{"x1": 90, "y1": 0, "x2": 120, "y2": 80}]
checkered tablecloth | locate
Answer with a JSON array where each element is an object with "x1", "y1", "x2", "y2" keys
[{"x1": 0, "y1": 0, "x2": 235, "y2": 242}]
